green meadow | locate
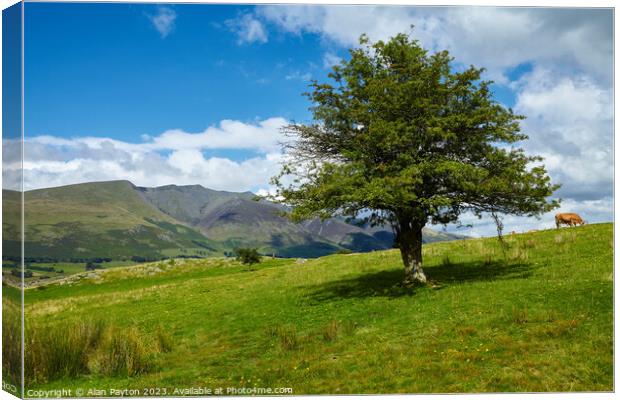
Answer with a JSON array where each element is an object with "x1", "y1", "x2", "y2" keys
[{"x1": 3, "y1": 223, "x2": 613, "y2": 395}]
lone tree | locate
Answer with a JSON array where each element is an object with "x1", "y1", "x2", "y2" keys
[
  {"x1": 234, "y1": 248, "x2": 262, "y2": 266},
  {"x1": 272, "y1": 33, "x2": 560, "y2": 286}
]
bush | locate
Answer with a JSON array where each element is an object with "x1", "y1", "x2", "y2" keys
[
  {"x1": 85, "y1": 262, "x2": 102, "y2": 271},
  {"x1": 234, "y1": 248, "x2": 261, "y2": 265},
  {"x1": 11, "y1": 269, "x2": 33, "y2": 278}
]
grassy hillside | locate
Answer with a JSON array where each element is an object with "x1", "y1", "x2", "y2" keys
[
  {"x1": 4, "y1": 181, "x2": 464, "y2": 262},
  {"x1": 6, "y1": 223, "x2": 612, "y2": 394},
  {"x1": 3, "y1": 181, "x2": 220, "y2": 260}
]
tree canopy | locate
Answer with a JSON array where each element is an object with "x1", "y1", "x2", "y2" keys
[{"x1": 272, "y1": 32, "x2": 559, "y2": 285}]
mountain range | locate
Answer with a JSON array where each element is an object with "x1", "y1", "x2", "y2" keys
[{"x1": 2, "y1": 180, "x2": 465, "y2": 260}]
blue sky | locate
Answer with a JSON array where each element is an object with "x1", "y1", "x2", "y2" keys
[
  {"x1": 26, "y1": 3, "x2": 327, "y2": 143},
  {"x1": 24, "y1": 3, "x2": 527, "y2": 143},
  {"x1": 6, "y1": 4, "x2": 614, "y2": 236}
]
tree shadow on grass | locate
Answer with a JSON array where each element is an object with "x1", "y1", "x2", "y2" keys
[{"x1": 303, "y1": 260, "x2": 533, "y2": 302}]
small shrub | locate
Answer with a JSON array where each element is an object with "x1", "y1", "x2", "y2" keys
[
  {"x1": 234, "y1": 248, "x2": 261, "y2": 266},
  {"x1": 85, "y1": 262, "x2": 102, "y2": 271},
  {"x1": 336, "y1": 249, "x2": 353, "y2": 255}
]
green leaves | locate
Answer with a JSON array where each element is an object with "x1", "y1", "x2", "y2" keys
[{"x1": 273, "y1": 31, "x2": 559, "y2": 230}]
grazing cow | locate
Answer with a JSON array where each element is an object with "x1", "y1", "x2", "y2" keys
[{"x1": 555, "y1": 213, "x2": 585, "y2": 228}]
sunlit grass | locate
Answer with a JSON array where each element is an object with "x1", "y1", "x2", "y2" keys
[{"x1": 16, "y1": 223, "x2": 613, "y2": 394}]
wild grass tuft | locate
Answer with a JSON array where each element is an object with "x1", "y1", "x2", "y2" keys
[
  {"x1": 155, "y1": 325, "x2": 174, "y2": 353},
  {"x1": 442, "y1": 255, "x2": 452, "y2": 267},
  {"x1": 507, "y1": 247, "x2": 529, "y2": 262},
  {"x1": 512, "y1": 307, "x2": 529, "y2": 324},
  {"x1": 94, "y1": 326, "x2": 151, "y2": 376},
  {"x1": 539, "y1": 319, "x2": 580, "y2": 338},
  {"x1": 25, "y1": 320, "x2": 158, "y2": 384},
  {"x1": 267, "y1": 325, "x2": 299, "y2": 351},
  {"x1": 322, "y1": 320, "x2": 340, "y2": 342},
  {"x1": 2, "y1": 304, "x2": 22, "y2": 386},
  {"x1": 554, "y1": 232, "x2": 577, "y2": 245}
]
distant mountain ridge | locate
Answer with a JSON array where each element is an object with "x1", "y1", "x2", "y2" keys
[{"x1": 2, "y1": 180, "x2": 466, "y2": 260}]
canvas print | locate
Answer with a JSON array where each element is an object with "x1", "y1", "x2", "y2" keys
[{"x1": 2, "y1": 2, "x2": 613, "y2": 397}]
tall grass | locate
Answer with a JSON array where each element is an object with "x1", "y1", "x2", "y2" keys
[
  {"x1": 24, "y1": 320, "x2": 164, "y2": 384},
  {"x1": 93, "y1": 326, "x2": 151, "y2": 376},
  {"x1": 155, "y1": 325, "x2": 174, "y2": 353},
  {"x1": 2, "y1": 302, "x2": 22, "y2": 388},
  {"x1": 267, "y1": 325, "x2": 299, "y2": 351}
]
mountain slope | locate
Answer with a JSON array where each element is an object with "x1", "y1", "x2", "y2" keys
[
  {"x1": 139, "y1": 185, "x2": 343, "y2": 257},
  {"x1": 3, "y1": 180, "x2": 465, "y2": 260},
  {"x1": 301, "y1": 218, "x2": 467, "y2": 251},
  {"x1": 3, "y1": 181, "x2": 220, "y2": 260}
]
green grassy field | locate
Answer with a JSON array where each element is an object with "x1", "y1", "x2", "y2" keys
[
  {"x1": 2, "y1": 261, "x2": 142, "y2": 288},
  {"x1": 3, "y1": 223, "x2": 613, "y2": 395}
]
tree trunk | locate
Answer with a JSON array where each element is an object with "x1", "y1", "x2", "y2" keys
[{"x1": 397, "y1": 220, "x2": 427, "y2": 286}]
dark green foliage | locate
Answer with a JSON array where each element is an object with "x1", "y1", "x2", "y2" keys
[
  {"x1": 273, "y1": 32, "x2": 559, "y2": 283},
  {"x1": 11, "y1": 269, "x2": 33, "y2": 278},
  {"x1": 234, "y1": 248, "x2": 261, "y2": 265},
  {"x1": 29, "y1": 265, "x2": 55, "y2": 272},
  {"x1": 85, "y1": 262, "x2": 102, "y2": 271}
]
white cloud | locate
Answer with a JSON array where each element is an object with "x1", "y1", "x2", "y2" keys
[
  {"x1": 11, "y1": 118, "x2": 289, "y2": 193},
  {"x1": 322, "y1": 52, "x2": 341, "y2": 69},
  {"x1": 443, "y1": 66, "x2": 613, "y2": 237},
  {"x1": 513, "y1": 67, "x2": 613, "y2": 202},
  {"x1": 149, "y1": 117, "x2": 287, "y2": 153},
  {"x1": 148, "y1": 7, "x2": 177, "y2": 38},
  {"x1": 227, "y1": 13, "x2": 268, "y2": 45},
  {"x1": 257, "y1": 6, "x2": 612, "y2": 84},
  {"x1": 285, "y1": 70, "x2": 312, "y2": 81}
]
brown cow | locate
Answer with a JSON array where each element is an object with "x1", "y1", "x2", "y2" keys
[{"x1": 555, "y1": 213, "x2": 586, "y2": 228}]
